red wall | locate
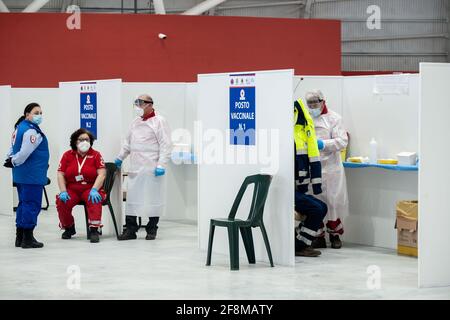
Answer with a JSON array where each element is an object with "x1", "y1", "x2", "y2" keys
[{"x1": 0, "y1": 13, "x2": 341, "y2": 87}]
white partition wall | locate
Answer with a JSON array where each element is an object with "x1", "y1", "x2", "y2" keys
[
  {"x1": 197, "y1": 69, "x2": 295, "y2": 267},
  {"x1": 58, "y1": 79, "x2": 123, "y2": 236},
  {"x1": 121, "y1": 83, "x2": 191, "y2": 221},
  {"x1": 343, "y1": 75, "x2": 419, "y2": 159},
  {"x1": 419, "y1": 63, "x2": 450, "y2": 288},
  {"x1": 342, "y1": 75, "x2": 419, "y2": 249},
  {"x1": 184, "y1": 83, "x2": 198, "y2": 221},
  {"x1": 0, "y1": 86, "x2": 13, "y2": 216}
]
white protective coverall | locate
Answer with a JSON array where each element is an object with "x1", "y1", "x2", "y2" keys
[
  {"x1": 312, "y1": 108, "x2": 349, "y2": 232},
  {"x1": 118, "y1": 114, "x2": 172, "y2": 217}
]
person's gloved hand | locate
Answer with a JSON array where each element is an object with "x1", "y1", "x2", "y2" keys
[
  {"x1": 155, "y1": 166, "x2": 165, "y2": 177},
  {"x1": 317, "y1": 139, "x2": 325, "y2": 151},
  {"x1": 88, "y1": 188, "x2": 102, "y2": 204},
  {"x1": 3, "y1": 157, "x2": 13, "y2": 168},
  {"x1": 114, "y1": 158, "x2": 122, "y2": 169},
  {"x1": 59, "y1": 191, "x2": 70, "y2": 203}
]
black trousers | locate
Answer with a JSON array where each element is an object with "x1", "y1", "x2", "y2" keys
[
  {"x1": 125, "y1": 215, "x2": 159, "y2": 233},
  {"x1": 294, "y1": 192, "x2": 328, "y2": 250}
]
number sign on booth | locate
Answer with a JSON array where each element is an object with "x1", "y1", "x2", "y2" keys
[
  {"x1": 80, "y1": 81, "x2": 98, "y2": 138},
  {"x1": 229, "y1": 73, "x2": 256, "y2": 145}
]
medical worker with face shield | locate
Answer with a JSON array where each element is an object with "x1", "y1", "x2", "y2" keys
[
  {"x1": 4, "y1": 103, "x2": 49, "y2": 249},
  {"x1": 115, "y1": 94, "x2": 172, "y2": 241},
  {"x1": 305, "y1": 90, "x2": 349, "y2": 249}
]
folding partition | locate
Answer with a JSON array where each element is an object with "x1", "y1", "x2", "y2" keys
[
  {"x1": 0, "y1": 85, "x2": 13, "y2": 216},
  {"x1": 418, "y1": 63, "x2": 450, "y2": 288},
  {"x1": 58, "y1": 79, "x2": 123, "y2": 236},
  {"x1": 197, "y1": 69, "x2": 295, "y2": 267}
]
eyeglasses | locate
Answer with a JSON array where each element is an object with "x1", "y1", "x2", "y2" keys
[
  {"x1": 306, "y1": 100, "x2": 322, "y2": 108},
  {"x1": 134, "y1": 99, "x2": 153, "y2": 107}
]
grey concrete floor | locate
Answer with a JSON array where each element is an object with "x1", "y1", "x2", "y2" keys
[{"x1": 0, "y1": 208, "x2": 449, "y2": 300}]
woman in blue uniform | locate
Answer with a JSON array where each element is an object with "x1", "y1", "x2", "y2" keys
[{"x1": 4, "y1": 102, "x2": 50, "y2": 249}]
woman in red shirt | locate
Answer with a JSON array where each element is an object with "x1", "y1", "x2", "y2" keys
[{"x1": 56, "y1": 128, "x2": 106, "y2": 243}]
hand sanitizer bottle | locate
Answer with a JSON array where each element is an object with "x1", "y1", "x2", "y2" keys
[{"x1": 369, "y1": 138, "x2": 378, "y2": 164}]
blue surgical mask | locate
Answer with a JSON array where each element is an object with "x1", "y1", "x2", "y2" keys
[
  {"x1": 32, "y1": 115, "x2": 42, "y2": 125},
  {"x1": 309, "y1": 108, "x2": 322, "y2": 118}
]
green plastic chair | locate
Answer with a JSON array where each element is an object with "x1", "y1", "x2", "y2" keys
[{"x1": 206, "y1": 174, "x2": 274, "y2": 270}]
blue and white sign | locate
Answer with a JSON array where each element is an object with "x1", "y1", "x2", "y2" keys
[
  {"x1": 80, "y1": 82, "x2": 97, "y2": 138},
  {"x1": 229, "y1": 73, "x2": 256, "y2": 145}
]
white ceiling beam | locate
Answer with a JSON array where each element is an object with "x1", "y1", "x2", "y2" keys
[
  {"x1": 23, "y1": 0, "x2": 50, "y2": 13},
  {"x1": 304, "y1": 0, "x2": 313, "y2": 18},
  {"x1": 0, "y1": 0, "x2": 9, "y2": 12},
  {"x1": 182, "y1": 0, "x2": 227, "y2": 16},
  {"x1": 217, "y1": 1, "x2": 304, "y2": 10},
  {"x1": 153, "y1": 0, "x2": 166, "y2": 14}
]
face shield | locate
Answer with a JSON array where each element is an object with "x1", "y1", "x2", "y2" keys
[
  {"x1": 133, "y1": 98, "x2": 153, "y2": 108},
  {"x1": 306, "y1": 99, "x2": 323, "y2": 118}
]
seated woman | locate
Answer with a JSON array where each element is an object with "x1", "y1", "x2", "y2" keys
[{"x1": 56, "y1": 128, "x2": 106, "y2": 243}]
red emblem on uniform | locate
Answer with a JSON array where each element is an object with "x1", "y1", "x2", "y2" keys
[{"x1": 30, "y1": 135, "x2": 36, "y2": 143}]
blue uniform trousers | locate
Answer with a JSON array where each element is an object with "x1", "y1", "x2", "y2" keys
[
  {"x1": 295, "y1": 192, "x2": 328, "y2": 250},
  {"x1": 15, "y1": 183, "x2": 43, "y2": 229}
]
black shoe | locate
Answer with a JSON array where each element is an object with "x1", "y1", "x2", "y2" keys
[
  {"x1": 21, "y1": 228, "x2": 44, "y2": 249},
  {"x1": 89, "y1": 228, "x2": 100, "y2": 243},
  {"x1": 311, "y1": 236, "x2": 327, "y2": 249},
  {"x1": 330, "y1": 234, "x2": 342, "y2": 249},
  {"x1": 145, "y1": 229, "x2": 157, "y2": 240},
  {"x1": 61, "y1": 225, "x2": 76, "y2": 239},
  {"x1": 15, "y1": 227, "x2": 23, "y2": 247},
  {"x1": 118, "y1": 229, "x2": 137, "y2": 241},
  {"x1": 295, "y1": 246, "x2": 321, "y2": 257}
]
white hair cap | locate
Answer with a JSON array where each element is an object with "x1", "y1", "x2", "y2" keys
[{"x1": 305, "y1": 89, "x2": 325, "y2": 102}]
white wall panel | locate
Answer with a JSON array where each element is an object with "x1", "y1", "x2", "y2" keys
[
  {"x1": 197, "y1": 69, "x2": 295, "y2": 267},
  {"x1": 418, "y1": 63, "x2": 450, "y2": 288}
]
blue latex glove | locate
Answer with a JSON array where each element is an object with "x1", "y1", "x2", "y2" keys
[
  {"x1": 59, "y1": 191, "x2": 70, "y2": 203},
  {"x1": 317, "y1": 139, "x2": 325, "y2": 151},
  {"x1": 155, "y1": 166, "x2": 165, "y2": 177},
  {"x1": 88, "y1": 188, "x2": 102, "y2": 204},
  {"x1": 114, "y1": 158, "x2": 122, "y2": 169}
]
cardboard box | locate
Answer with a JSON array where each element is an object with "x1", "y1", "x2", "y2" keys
[{"x1": 395, "y1": 200, "x2": 418, "y2": 257}]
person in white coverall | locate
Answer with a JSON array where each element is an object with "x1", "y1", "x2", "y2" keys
[
  {"x1": 305, "y1": 90, "x2": 348, "y2": 249},
  {"x1": 115, "y1": 94, "x2": 172, "y2": 240}
]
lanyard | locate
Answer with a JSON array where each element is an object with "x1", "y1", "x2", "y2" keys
[{"x1": 76, "y1": 153, "x2": 88, "y2": 175}]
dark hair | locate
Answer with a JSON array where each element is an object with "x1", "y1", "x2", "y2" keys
[
  {"x1": 70, "y1": 128, "x2": 95, "y2": 151},
  {"x1": 14, "y1": 102, "x2": 40, "y2": 129}
]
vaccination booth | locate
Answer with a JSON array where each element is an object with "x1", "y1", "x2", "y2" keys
[{"x1": 1, "y1": 63, "x2": 449, "y2": 288}]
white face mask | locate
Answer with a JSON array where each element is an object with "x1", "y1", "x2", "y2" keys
[
  {"x1": 309, "y1": 108, "x2": 322, "y2": 118},
  {"x1": 134, "y1": 106, "x2": 144, "y2": 117},
  {"x1": 78, "y1": 140, "x2": 91, "y2": 153}
]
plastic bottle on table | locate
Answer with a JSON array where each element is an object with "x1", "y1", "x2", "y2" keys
[{"x1": 369, "y1": 138, "x2": 378, "y2": 164}]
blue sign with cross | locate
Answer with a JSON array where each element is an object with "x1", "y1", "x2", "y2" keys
[
  {"x1": 80, "y1": 82, "x2": 97, "y2": 138},
  {"x1": 229, "y1": 74, "x2": 256, "y2": 145}
]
